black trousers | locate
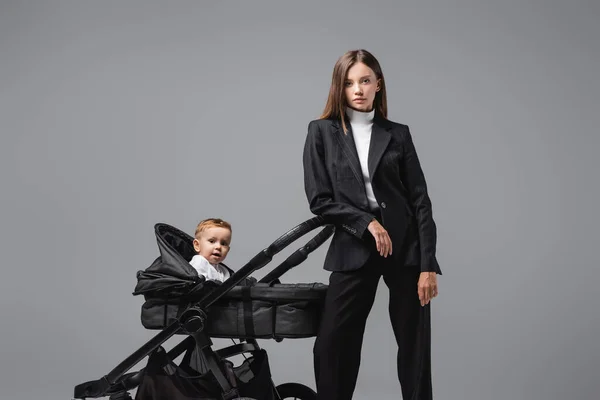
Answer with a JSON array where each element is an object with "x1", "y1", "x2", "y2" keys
[{"x1": 313, "y1": 251, "x2": 433, "y2": 400}]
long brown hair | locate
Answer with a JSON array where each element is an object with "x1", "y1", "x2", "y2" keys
[{"x1": 320, "y1": 49, "x2": 388, "y2": 133}]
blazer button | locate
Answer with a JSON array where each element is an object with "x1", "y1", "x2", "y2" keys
[{"x1": 381, "y1": 202, "x2": 387, "y2": 209}]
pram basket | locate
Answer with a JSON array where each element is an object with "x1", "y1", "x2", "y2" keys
[{"x1": 73, "y1": 216, "x2": 334, "y2": 400}]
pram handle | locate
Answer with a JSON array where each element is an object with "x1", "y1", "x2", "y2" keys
[
  {"x1": 266, "y1": 215, "x2": 328, "y2": 255},
  {"x1": 260, "y1": 223, "x2": 335, "y2": 284}
]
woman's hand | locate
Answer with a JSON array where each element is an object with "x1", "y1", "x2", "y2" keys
[
  {"x1": 367, "y1": 219, "x2": 392, "y2": 257},
  {"x1": 417, "y1": 272, "x2": 438, "y2": 306}
]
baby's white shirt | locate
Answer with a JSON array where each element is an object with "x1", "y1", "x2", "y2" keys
[{"x1": 189, "y1": 255, "x2": 230, "y2": 283}]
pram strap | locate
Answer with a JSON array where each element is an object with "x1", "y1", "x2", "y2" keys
[
  {"x1": 241, "y1": 286, "x2": 255, "y2": 337},
  {"x1": 201, "y1": 345, "x2": 240, "y2": 400}
]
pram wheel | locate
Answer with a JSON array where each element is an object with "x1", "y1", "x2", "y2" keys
[{"x1": 274, "y1": 382, "x2": 317, "y2": 399}]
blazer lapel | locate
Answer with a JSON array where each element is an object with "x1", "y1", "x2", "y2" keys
[
  {"x1": 367, "y1": 115, "x2": 392, "y2": 179},
  {"x1": 332, "y1": 119, "x2": 364, "y2": 185}
]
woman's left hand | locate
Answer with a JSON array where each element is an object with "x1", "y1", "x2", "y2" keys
[{"x1": 417, "y1": 272, "x2": 438, "y2": 306}]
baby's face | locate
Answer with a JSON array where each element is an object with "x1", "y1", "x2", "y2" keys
[{"x1": 193, "y1": 226, "x2": 232, "y2": 264}]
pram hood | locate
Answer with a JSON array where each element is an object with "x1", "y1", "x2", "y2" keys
[{"x1": 132, "y1": 223, "x2": 232, "y2": 298}]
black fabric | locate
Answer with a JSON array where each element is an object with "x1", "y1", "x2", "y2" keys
[
  {"x1": 313, "y1": 253, "x2": 432, "y2": 400},
  {"x1": 232, "y1": 350, "x2": 275, "y2": 400},
  {"x1": 140, "y1": 283, "x2": 328, "y2": 339},
  {"x1": 134, "y1": 347, "x2": 223, "y2": 400},
  {"x1": 145, "y1": 224, "x2": 206, "y2": 279},
  {"x1": 302, "y1": 115, "x2": 442, "y2": 275},
  {"x1": 134, "y1": 346, "x2": 275, "y2": 400},
  {"x1": 241, "y1": 286, "x2": 255, "y2": 337},
  {"x1": 203, "y1": 283, "x2": 327, "y2": 339}
]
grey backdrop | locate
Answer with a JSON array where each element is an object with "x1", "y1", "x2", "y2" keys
[{"x1": 1, "y1": 1, "x2": 598, "y2": 399}]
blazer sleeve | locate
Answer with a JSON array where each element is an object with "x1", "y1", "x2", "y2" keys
[
  {"x1": 400, "y1": 126, "x2": 442, "y2": 274},
  {"x1": 303, "y1": 120, "x2": 375, "y2": 239}
]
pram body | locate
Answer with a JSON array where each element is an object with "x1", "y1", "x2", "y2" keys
[{"x1": 73, "y1": 216, "x2": 334, "y2": 400}]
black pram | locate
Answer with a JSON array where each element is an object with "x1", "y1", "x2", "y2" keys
[{"x1": 73, "y1": 216, "x2": 334, "y2": 400}]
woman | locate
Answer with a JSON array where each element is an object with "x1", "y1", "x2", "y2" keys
[{"x1": 302, "y1": 49, "x2": 442, "y2": 400}]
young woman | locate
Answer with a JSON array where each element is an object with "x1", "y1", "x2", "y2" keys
[{"x1": 302, "y1": 49, "x2": 442, "y2": 400}]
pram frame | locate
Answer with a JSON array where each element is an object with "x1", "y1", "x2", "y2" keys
[{"x1": 73, "y1": 216, "x2": 334, "y2": 400}]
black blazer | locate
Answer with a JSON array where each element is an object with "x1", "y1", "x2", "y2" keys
[{"x1": 302, "y1": 112, "x2": 442, "y2": 275}]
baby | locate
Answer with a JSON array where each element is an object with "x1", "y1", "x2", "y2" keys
[{"x1": 190, "y1": 218, "x2": 232, "y2": 283}]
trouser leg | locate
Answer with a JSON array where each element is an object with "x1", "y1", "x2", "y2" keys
[
  {"x1": 383, "y1": 264, "x2": 433, "y2": 400},
  {"x1": 314, "y1": 261, "x2": 382, "y2": 400}
]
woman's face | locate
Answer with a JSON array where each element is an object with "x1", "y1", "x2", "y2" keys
[{"x1": 344, "y1": 62, "x2": 380, "y2": 112}]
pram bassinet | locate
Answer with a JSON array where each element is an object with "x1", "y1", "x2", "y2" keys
[
  {"x1": 134, "y1": 223, "x2": 329, "y2": 340},
  {"x1": 73, "y1": 216, "x2": 334, "y2": 400}
]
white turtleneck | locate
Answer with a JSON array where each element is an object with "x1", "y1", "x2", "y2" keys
[
  {"x1": 346, "y1": 107, "x2": 379, "y2": 211},
  {"x1": 189, "y1": 254, "x2": 230, "y2": 283}
]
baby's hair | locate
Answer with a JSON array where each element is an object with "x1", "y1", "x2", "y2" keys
[{"x1": 195, "y1": 218, "x2": 232, "y2": 239}]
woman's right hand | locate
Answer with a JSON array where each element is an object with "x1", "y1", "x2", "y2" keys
[{"x1": 367, "y1": 219, "x2": 392, "y2": 257}]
